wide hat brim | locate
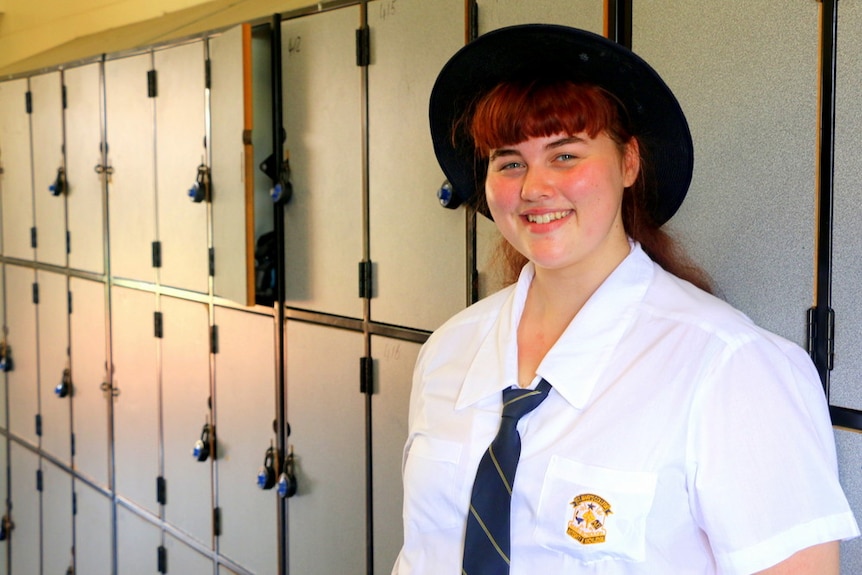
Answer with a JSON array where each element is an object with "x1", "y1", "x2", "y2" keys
[{"x1": 429, "y1": 24, "x2": 693, "y2": 226}]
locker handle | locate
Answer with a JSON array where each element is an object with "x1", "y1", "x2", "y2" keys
[
  {"x1": 277, "y1": 445, "x2": 298, "y2": 498},
  {"x1": 55, "y1": 367, "x2": 72, "y2": 398},
  {"x1": 188, "y1": 163, "x2": 211, "y2": 203},
  {"x1": 49, "y1": 166, "x2": 66, "y2": 196}
]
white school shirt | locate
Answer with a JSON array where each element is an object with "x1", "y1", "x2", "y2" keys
[{"x1": 393, "y1": 243, "x2": 858, "y2": 575}]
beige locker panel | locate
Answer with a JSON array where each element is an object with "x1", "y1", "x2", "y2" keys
[
  {"x1": 632, "y1": 2, "x2": 817, "y2": 345},
  {"x1": 37, "y1": 270, "x2": 71, "y2": 464},
  {"x1": 154, "y1": 41, "x2": 209, "y2": 293},
  {"x1": 106, "y1": 52, "x2": 157, "y2": 283},
  {"x1": 285, "y1": 321, "x2": 364, "y2": 575},
  {"x1": 0, "y1": 78, "x2": 34, "y2": 259},
  {"x1": 213, "y1": 306, "x2": 276, "y2": 574},
  {"x1": 210, "y1": 24, "x2": 270, "y2": 307},
  {"x1": 161, "y1": 295, "x2": 212, "y2": 545},
  {"x1": 473, "y1": 0, "x2": 605, "y2": 300},
  {"x1": 164, "y1": 534, "x2": 214, "y2": 575},
  {"x1": 75, "y1": 480, "x2": 113, "y2": 575},
  {"x1": 282, "y1": 6, "x2": 364, "y2": 318},
  {"x1": 9, "y1": 443, "x2": 39, "y2": 574},
  {"x1": 371, "y1": 336, "x2": 419, "y2": 575},
  {"x1": 116, "y1": 505, "x2": 161, "y2": 575},
  {"x1": 111, "y1": 286, "x2": 159, "y2": 514},
  {"x1": 41, "y1": 459, "x2": 74, "y2": 575},
  {"x1": 70, "y1": 277, "x2": 109, "y2": 486},
  {"x1": 5, "y1": 265, "x2": 38, "y2": 444},
  {"x1": 65, "y1": 63, "x2": 106, "y2": 274},
  {"x1": 368, "y1": 0, "x2": 466, "y2": 331},
  {"x1": 30, "y1": 71, "x2": 67, "y2": 267}
]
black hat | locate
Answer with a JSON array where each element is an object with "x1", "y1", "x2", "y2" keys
[{"x1": 429, "y1": 24, "x2": 693, "y2": 226}]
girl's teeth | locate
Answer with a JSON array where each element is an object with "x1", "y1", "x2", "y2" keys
[{"x1": 528, "y1": 211, "x2": 569, "y2": 224}]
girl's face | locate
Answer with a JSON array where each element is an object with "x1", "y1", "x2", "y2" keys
[{"x1": 485, "y1": 131, "x2": 639, "y2": 277}]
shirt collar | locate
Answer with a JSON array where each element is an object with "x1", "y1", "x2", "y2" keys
[{"x1": 455, "y1": 242, "x2": 654, "y2": 411}]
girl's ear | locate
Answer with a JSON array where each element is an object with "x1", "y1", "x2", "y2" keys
[{"x1": 623, "y1": 138, "x2": 641, "y2": 188}]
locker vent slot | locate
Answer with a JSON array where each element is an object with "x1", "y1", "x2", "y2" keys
[
  {"x1": 157, "y1": 476, "x2": 167, "y2": 505},
  {"x1": 152, "y1": 241, "x2": 162, "y2": 268},
  {"x1": 154, "y1": 312, "x2": 164, "y2": 339},
  {"x1": 148, "y1": 70, "x2": 158, "y2": 98},
  {"x1": 157, "y1": 545, "x2": 167, "y2": 573},
  {"x1": 356, "y1": 27, "x2": 371, "y2": 67}
]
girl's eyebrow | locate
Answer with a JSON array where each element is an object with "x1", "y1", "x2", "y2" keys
[
  {"x1": 489, "y1": 135, "x2": 588, "y2": 160},
  {"x1": 489, "y1": 148, "x2": 518, "y2": 161}
]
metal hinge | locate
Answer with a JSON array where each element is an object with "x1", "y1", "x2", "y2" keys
[
  {"x1": 35, "y1": 414, "x2": 42, "y2": 436},
  {"x1": 36, "y1": 469, "x2": 43, "y2": 492},
  {"x1": 72, "y1": 491, "x2": 77, "y2": 516},
  {"x1": 68, "y1": 290, "x2": 73, "y2": 314},
  {"x1": 209, "y1": 247, "x2": 215, "y2": 277},
  {"x1": 62, "y1": 84, "x2": 68, "y2": 109},
  {"x1": 358, "y1": 260, "x2": 373, "y2": 299},
  {"x1": 71, "y1": 433, "x2": 76, "y2": 457},
  {"x1": 156, "y1": 476, "x2": 167, "y2": 505},
  {"x1": 359, "y1": 356, "x2": 374, "y2": 395},
  {"x1": 66, "y1": 231, "x2": 71, "y2": 255},
  {"x1": 154, "y1": 312, "x2": 163, "y2": 339},
  {"x1": 152, "y1": 241, "x2": 162, "y2": 268},
  {"x1": 32, "y1": 282, "x2": 39, "y2": 305},
  {"x1": 355, "y1": 27, "x2": 370, "y2": 67},
  {"x1": 30, "y1": 226, "x2": 37, "y2": 249},
  {"x1": 205, "y1": 58, "x2": 212, "y2": 90},
  {"x1": 213, "y1": 507, "x2": 222, "y2": 537},
  {"x1": 807, "y1": 306, "x2": 835, "y2": 371},
  {"x1": 157, "y1": 545, "x2": 167, "y2": 573},
  {"x1": 147, "y1": 70, "x2": 158, "y2": 98},
  {"x1": 25, "y1": 90, "x2": 32, "y2": 114},
  {"x1": 210, "y1": 325, "x2": 219, "y2": 354}
]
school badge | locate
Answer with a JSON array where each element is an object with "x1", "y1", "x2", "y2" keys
[{"x1": 567, "y1": 494, "x2": 613, "y2": 544}]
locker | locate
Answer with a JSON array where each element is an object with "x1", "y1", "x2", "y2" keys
[
  {"x1": 367, "y1": 0, "x2": 467, "y2": 331},
  {"x1": 164, "y1": 534, "x2": 215, "y2": 575},
  {"x1": 161, "y1": 295, "x2": 212, "y2": 545},
  {"x1": 30, "y1": 71, "x2": 68, "y2": 267},
  {"x1": 69, "y1": 277, "x2": 110, "y2": 486},
  {"x1": 9, "y1": 443, "x2": 39, "y2": 574},
  {"x1": 116, "y1": 505, "x2": 161, "y2": 575},
  {"x1": 473, "y1": 0, "x2": 605, "y2": 300},
  {"x1": 105, "y1": 52, "x2": 157, "y2": 283},
  {"x1": 64, "y1": 63, "x2": 106, "y2": 274},
  {"x1": 213, "y1": 306, "x2": 277, "y2": 575},
  {"x1": 282, "y1": 6, "x2": 364, "y2": 319},
  {"x1": 370, "y1": 335, "x2": 420, "y2": 575},
  {"x1": 37, "y1": 269, "x2": 71, "y2": 464},
  {"x1": 5, "y1": 265, "x2": 38, "y2": 445},
  {"x1": 0, "y1": 266, "x2": 6, "y2": 431},
  {"x1": 285, "y1": 321, "x2": 365, "y2": 575},
  {"x1": 41, "y1": 458, "x2": 74, "y2": 575},
  {"x1": 154, "y1": 41, "x2": 209, "y2": 294},
  {"x1": 111, "y1": 286, "x2": 160, "y2": 514},
  {"x1": 0, "y1": 78, "x2": 34, "y2": 260},
  {"x1": 632, "y1": 1, "x2": 818, "y2": 346},
  {"x1": 74, "y1": 480, "x2": 113, "y2": 575},
  {"x1": 209, "y1": 24, "x2": 273, "y2": 307}
]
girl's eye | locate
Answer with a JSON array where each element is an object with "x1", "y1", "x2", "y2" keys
[{"x1": 555, "y1": 153, "x2": 577, "y2": 162}]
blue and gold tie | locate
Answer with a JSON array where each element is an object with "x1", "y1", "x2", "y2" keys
[{"x1": 462, "y1": 379, "x2": 553, "y2": 575}]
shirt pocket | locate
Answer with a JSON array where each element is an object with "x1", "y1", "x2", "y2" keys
[
  {"x1": 403, "y1": 434, "x2": 464, "y2": 533},
  {"x1": 534, "y1": 456, "x2": 657, "y2": 564}
]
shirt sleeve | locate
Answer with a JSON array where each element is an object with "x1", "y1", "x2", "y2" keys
[{"x1": 687, "y1": 333, "x2": 859, "y2": 574}]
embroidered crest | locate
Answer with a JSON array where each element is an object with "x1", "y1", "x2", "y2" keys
[{"x1": 567, "y1": 493, "x2": 613, "y2": 544}]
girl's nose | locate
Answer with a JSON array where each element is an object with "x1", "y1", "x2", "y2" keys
[{"x1": 520, "y1": 167, "x2": 554, "y2": 202}]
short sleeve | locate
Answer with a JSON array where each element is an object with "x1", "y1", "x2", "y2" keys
[{"x1": 687, "y1": 334, "x2": 859, "y2": 574}]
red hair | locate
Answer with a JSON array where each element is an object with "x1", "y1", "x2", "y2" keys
[{"x1": 465, "y1": 79, "x2": 713, "y2": 293}]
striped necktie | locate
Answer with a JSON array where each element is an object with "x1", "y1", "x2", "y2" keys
[{"x1": 462, "y1": 379, "x2": 553, "y2": 575}]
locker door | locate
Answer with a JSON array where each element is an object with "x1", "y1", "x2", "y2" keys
[
  {"x1": 111, "y1": 286, "x2": 160, "y2": 514},
  {"x1": 164, "y1": 534, "x2": 214, "y2": 575},
  {"x1": 65, "y1": 63, "x2": 106, "y2": 274},
  {"x1": 367, "y1": 0, "x2": 466, "y2": 331},
  {"x1": 37, "y1": 270, "x2": 71, "y2": 464},
  {"x1": 282, "y1": 6, "x2": 364, "y2": 318},
  {"x1": 370, "y1": 335, "x2": 420, "y2": 575},
  {"x1": 213, "y1": 306, "x2": 276, "y2": 575},
  {"x1": 106, "y1": 52, "x2": 157, "y2": 283},
  {"x1": 0, "y1": 438, "x2": 6, "y2": 575},
  {"x1": 9, "y1": 443, "x2": 39, "y2": 574},
  {"x1": 30, "y1": 71, "x2": 67, "y2": 267},
  {"x1": 69, "y1": 277, "x2": 109, "y2": 486},
  {"x1": 632, "y1": 2, "x2": 818, "y2": 345},
  {"x1": 830, "y1": 2, "x2": 862, "y2": 570},
  {"x1": 41, "y1": 459, "x2": 74, "y2": 575},
  {"x1": 74, "y1": 480, "x2": 113, "y2": 575},
  {"x1": 5, "y1": 265, "x2": 38, "y2": 445},
  {"x1": 0, "y1": 78, "x2": 34, "y2": 260},
  {"x1": 161, "y1": 295, "x2": 212, "y2": 545},
  {"x1": 285, "y1": 321, "x2": 364, "y2": 575},
  {"x1": 473, "y1": 0, "x2": 605, "y2": 299},
  {"x1": 116, "y1": 505, "x2": 161, "y2": 575},
  {"x1": 154, "y1": 41, "x2": 209, "y2": 293}
]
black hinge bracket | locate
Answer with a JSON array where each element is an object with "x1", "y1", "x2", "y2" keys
[
  {"x1": 152, "y1": 241, "x2": 162, "y2": 268},
  {"x1": 210, "y1": 325, "x2": 219, "y2": 354},
  {"x1": 72, "y1": 491, "x2": 77, "y2": 515},
  {"x1": 68, "y1": 291, "x2": 73, "y2": 315},
  {"x1": 62, "y1": 84, "x2": 68, "y2": 109},
  {"x1": 32, "y1": 282, "x2": 39, "y2": 305},
  {"x1": 356, "y1": 27, "x2": 370, "y2": 67},
  {"x1": 71, "y1": 433, "x2": 76, "y2": 457},
  {"x1": 35, "y1": 414, "x2": 42, "y2": 436},
  {"x1": 208, "y1": 247, "x2": 215, "y2": 277},
  {"x1": 66, "y1": 230, "x2": 71, "y2": 255},
  {"x1": 807, "y1": 306, "x2": 835, "y2": 371},
  {"x1": 154, "y1": 312, "x2": 163, "y2": 339},
  {"x1": 30, "y1": 226, "x2": 37, "y2": 249},
  {"x1": 358, "y1": 260, "x2": 373, "y2": 299},
  {"x1": 25, "y1": 91, "x2": 32, "y2": 114},
  {"x1": 156, "y1": 476, "x2": 167, "y2": 505},
  {"x1": 360, "y1": 356, "x2": 374, "y2": 395},
  {"x1": 157, "y1": 545, "x2": 167, "y2": 573},
  {"x1": 213, "y1": 507, "x2": 222, "y2": 537},
  {"x1": 148, "y1": 70, "x2": 158, "y2": 98},
  {"x1": 36, "y1": 469, "x2": 43, "y2": 492},
  {"x1": 205, "y1": 59, "x2": 212, "y2": 89}
]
